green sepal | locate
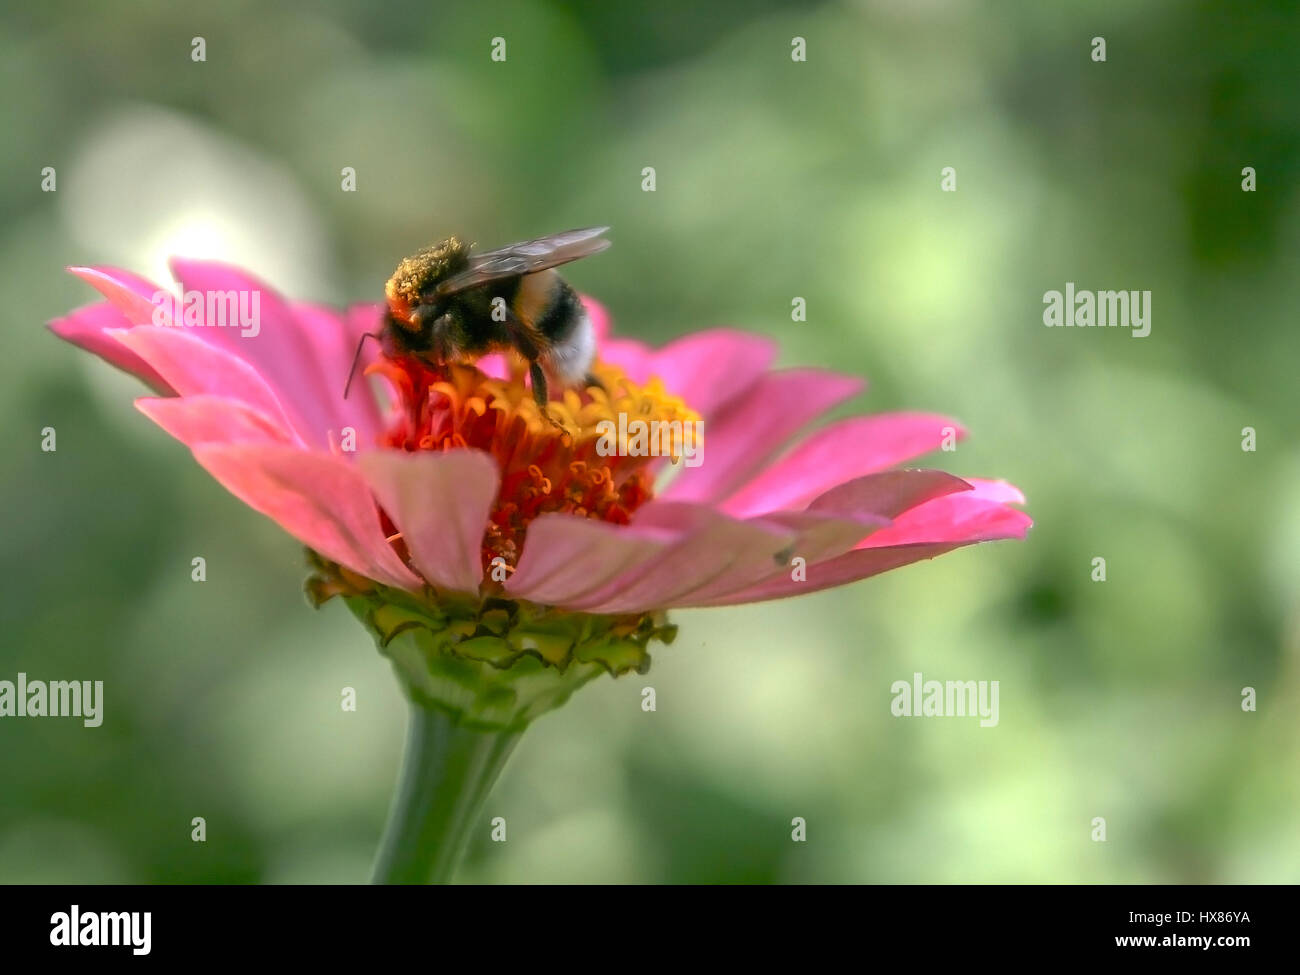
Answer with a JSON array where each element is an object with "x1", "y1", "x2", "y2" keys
[{"x1": 306, "y1": 553, "x2": 677, "y2": 731}]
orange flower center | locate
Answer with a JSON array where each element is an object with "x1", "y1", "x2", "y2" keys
[{"x1": 371, "y1": 356, "x2": 701, "y2": 577}]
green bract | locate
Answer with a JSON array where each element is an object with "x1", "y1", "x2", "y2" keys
[{"x1": 306, "y1": 551, "x2": 677, "y2": 731}]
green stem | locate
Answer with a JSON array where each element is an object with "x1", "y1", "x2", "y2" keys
[{"x1": 371, "y1": 703, "x2": 522, "y2": 884}]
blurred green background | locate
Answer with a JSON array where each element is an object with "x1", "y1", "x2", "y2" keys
[{"x1": 2, "y1": 0, "x2": 1298, "y2": 883}]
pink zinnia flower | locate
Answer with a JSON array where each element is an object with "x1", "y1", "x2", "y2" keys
[
  {"x1": 51, "y1": 256, "x2": 1030, "y2": 883},
  {"x1": 52, "y1": 259, "x2": 1028, "y2": 614}
]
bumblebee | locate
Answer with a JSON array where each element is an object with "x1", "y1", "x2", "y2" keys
[{"x1": 345, "y1": 226, "x2": 611, "y2": 407}]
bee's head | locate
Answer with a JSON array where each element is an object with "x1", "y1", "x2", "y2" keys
[
  {"x1": 384, "y1": 236, "x2": 471, "y2": 327},
  {"x1": 407, "y1": 303, "x2": 465, "y2": 361}
]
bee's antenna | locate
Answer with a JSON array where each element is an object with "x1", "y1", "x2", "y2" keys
[{"x1": 343, "y1": 332, "x2": 382, "y2": 400}]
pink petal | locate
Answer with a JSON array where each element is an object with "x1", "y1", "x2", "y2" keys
[
  {"x1": 675, "y1": 469, "x2": 975, "y2": 606},
  {"x1": 598, "y1": 336, "x2": 653, "y2": 378},
  {"x1": 49, "y1": 302, "x2": 173, "y2": 394},
  {"x1": 64, "y1": 267, "x2": 371, "y2": 442},
  {"x1": 508, "y1": 486, "x2": 908, "y2": 614},
  {"x1": 71, "y1": 262, "x2": 360, "y2": 448},
  {"x1": 858, "y1": 489, "x2": 1032, "y2": 549},
  {"x1": 678, "y1": 509, "x2": 883, "y2": 605},
  {"x1": 344, "y1": 302, "x2": 405, "y2": 405},
  {"x1": 698, "y1": 484, "x2": 1032, "y2": 606},
  {"x1": 601, "y1": 329, "x2": 778, "y2": 415},
  {"x1": 664, "y1": 368, "x2": 865, "y2": 503},
  {"x1": 503, "y1": 516, "x2": 678, "y2": 607},
  {"x1": 68, "y1": 265, "x2": 171, "y2": 326},
  {"x1": 290, "y1": 301, "x2": 385, "y2": 440},
  {"x1": 580, "y1": 294, "x2": 612, "y2": 342},
  {"x1": 958, "y1": 478, "x2": 1026, "y2": 504},
  {"x1": 166, "y1": 258, "x2": 341, "y2": 447},
  {"x1": 111, "y1": 326, "x2": 304, "y2": 445},
  {"x1": 721, "y1": 413, "x2": 966, "y2": 518},
  {"x1": 509, "y1": 470, "x2": 972, "y2": 614},
  {"x1": 190, "y1": 442, "x2": 423, "y2": 591},
  {"x1": 473, "y1": 352, "x2": 512, "y2": 381},
  {"x1": 699, "y1": 542, "x2": 968, "y2": 606},
  {"x1": 806, "y1": 468, "x2": 974, "y2": 520},
  {"x1": 136, "y1": 395, "x2": 293, "y2": 447},
  {"x1": 506, "y1": 502, "x2": 795, "y2": 613},
  {"x1": 346, "y1": 301, "x2": 386, "y2": 334},
  {"x1": 357, "y1": 450, "x2": 500, "y2": 595}
]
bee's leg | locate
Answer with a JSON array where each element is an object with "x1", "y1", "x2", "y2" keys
[
  {"x1": 528, "y1": 359, "x2": 550, "y2": 408},
  {"x1": 528, "y1": 360, "x2": 568, "y2": 431},
  {"x1": 502, "y1": 311, "x2": 561, "y2": 426},
  {"x1": 583, "y1": 372, "x2": 606, "y2": 395}
]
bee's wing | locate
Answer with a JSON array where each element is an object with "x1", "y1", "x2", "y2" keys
[{"x1": 434, "y1": 226, "x2": 610, "y2": 297}]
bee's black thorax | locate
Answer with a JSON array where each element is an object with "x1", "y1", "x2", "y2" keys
[{"x1": 449, "y1": 277, "x2": 523, "y2": 353}]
